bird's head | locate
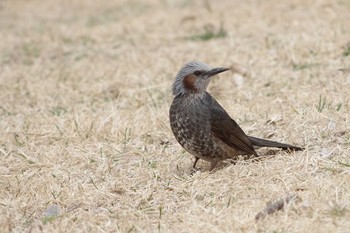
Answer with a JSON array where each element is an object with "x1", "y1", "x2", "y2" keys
[{"x1": 172, "y1": 61, "x2": 230, "y2": 96}]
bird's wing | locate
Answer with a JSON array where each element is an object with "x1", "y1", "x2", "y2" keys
[{"x1": 209, "y1": 97, "x2": 257, "y2": 155}]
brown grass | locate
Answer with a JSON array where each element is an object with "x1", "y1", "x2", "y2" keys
[{"x1": 1, "y1": 0, "x2": 350, "y2": 232}]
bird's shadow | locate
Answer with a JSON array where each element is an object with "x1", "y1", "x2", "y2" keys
[{"x1": 187, "y1": 148, "x2": 293, "y2": 174}]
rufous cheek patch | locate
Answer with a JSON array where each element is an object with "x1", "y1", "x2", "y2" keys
[{"x1": 183, "y1": 74, "x2": 198, "y2": 92}]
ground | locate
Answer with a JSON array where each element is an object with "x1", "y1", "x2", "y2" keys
[{"x1": 0, "y1": 0, "x2": 350, "y2": 232}]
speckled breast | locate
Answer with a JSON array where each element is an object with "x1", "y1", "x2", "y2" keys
[{"x1": 169, "y1": 95, "x2": 219, "y2": 161}]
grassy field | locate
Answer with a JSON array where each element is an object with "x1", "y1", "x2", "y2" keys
[{"x1": 1, "y1": 0, "x2": 350, "y2": 232}]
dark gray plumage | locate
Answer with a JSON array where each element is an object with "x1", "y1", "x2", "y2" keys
[{"x1": 169, "y1": 61, "x2": 303, "y2": 170}]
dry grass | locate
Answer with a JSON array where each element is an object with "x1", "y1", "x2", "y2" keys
[{"x1": 1, "y1": 0, "x2": 350, "y2": 232}]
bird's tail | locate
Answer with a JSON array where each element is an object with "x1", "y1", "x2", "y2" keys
[{"x1": 248, "y1": 136, "x2": 303, "y2": 151}]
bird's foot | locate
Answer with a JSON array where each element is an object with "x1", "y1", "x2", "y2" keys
[{"x1": 190, "y1": 167, "x2": 201, "y2": 175}]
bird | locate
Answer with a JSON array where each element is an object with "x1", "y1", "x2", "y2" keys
[{"x1": 169, "y1": 61, "x2": 303, "y2": 171}]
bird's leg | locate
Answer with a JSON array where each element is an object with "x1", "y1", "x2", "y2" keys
[
  {"x1": 193, "y1": 157, "x2": 200, "y2": 169},
  {"x1": 189, "y1": 157, "x2": 201, "y2": 175},
  {"x1": 209, "y1": 160, "x2": 218, "y2": 171}
]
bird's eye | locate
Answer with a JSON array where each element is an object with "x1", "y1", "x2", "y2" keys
[{"x1": 194, "y1": 71, "x2": 202, "y2": 76}]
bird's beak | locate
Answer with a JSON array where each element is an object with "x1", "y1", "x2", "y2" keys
[{"x1": 206, "y1": 67, "x2": 230, "y2": 77}]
